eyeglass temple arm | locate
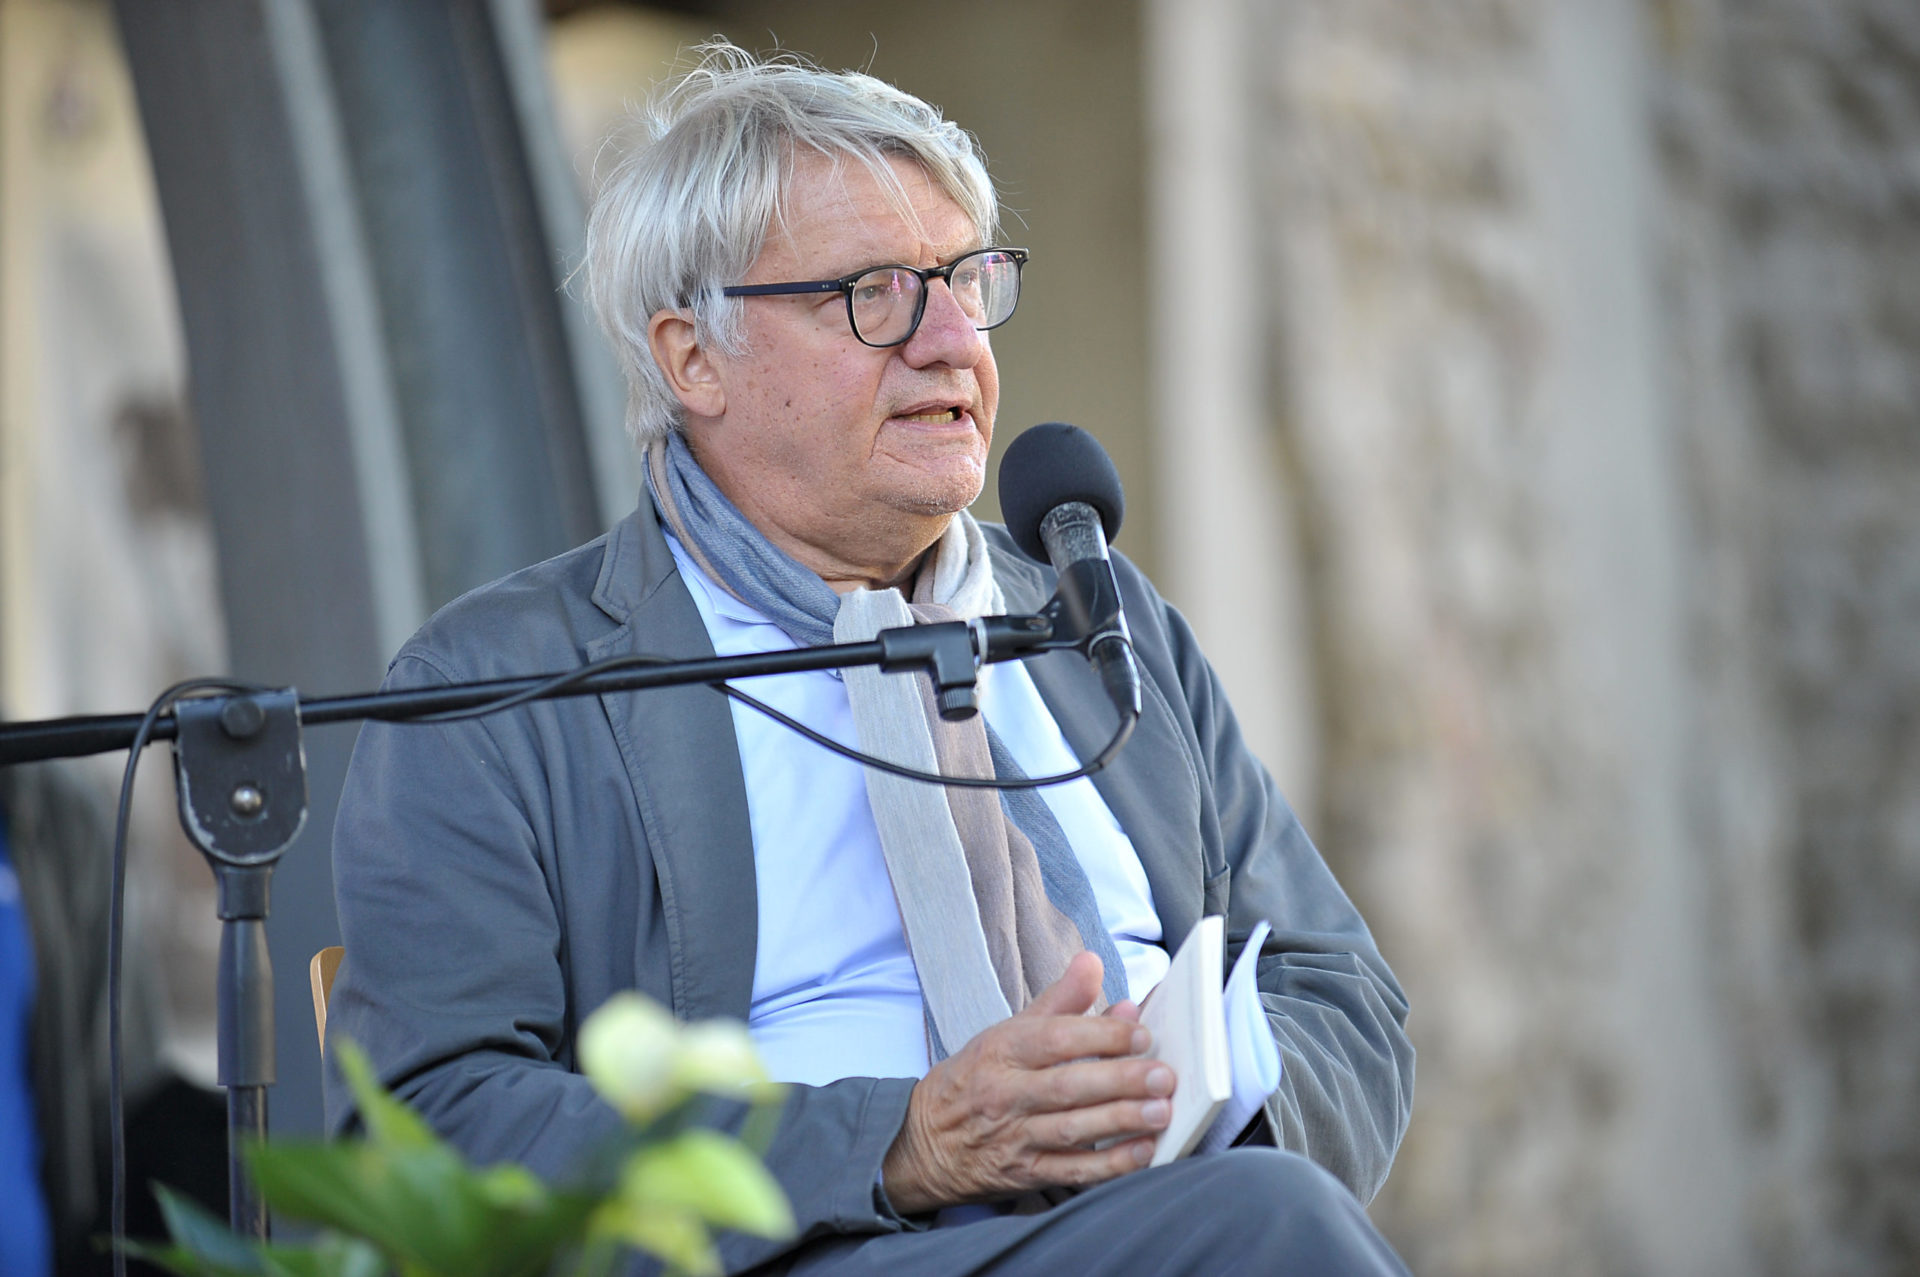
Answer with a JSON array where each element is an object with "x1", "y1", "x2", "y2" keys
[{"x1": 721, "y1": 279, "x2": 848, "y2": 298}]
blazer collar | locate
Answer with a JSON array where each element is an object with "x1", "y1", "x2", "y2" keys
[
  {"x1": 591, "y1": 494, "x2": 680, "y2": 624},
  {"x1": 587, "y1": 493, "x2": 760, "y2": 1022}
]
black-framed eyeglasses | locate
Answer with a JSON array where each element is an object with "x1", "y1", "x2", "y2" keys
[{"x1": 720, "y1": 247, "x2": 1028, "y2": 348}]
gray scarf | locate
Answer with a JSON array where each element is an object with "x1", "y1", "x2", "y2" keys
[{"x1": 647, "y1": 433, "x2": 1128, "y2": 1057}]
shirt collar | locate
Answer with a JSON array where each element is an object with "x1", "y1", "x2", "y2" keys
[{"x1": 664, "y1": 531, "x2": 783, "y2": 629}]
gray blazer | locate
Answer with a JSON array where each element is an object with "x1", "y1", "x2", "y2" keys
[{"x1": 325, "y1": 497, "x2": 1413, "y2": 1270}]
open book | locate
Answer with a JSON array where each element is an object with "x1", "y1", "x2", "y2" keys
[{"x1": 1137, "y1": 915, "x2": 1282, "y2": 1166}]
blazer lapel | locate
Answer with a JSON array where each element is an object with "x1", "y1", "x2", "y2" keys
[
  {"x1": 993, "y1": 545, "x2": 1208, "y2": 950},
  {"x1": 590, "y1": 503, "x2": 759, "y2": 1023}
]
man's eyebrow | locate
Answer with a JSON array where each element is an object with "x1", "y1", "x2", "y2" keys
[
  {"x1": 826, "y1": 242, "x2": 992, "y2": 276},
  {"x1": 939, "y1": 238, "x2": 990, "y2": 262}
]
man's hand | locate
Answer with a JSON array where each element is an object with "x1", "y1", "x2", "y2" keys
[{"x1": 880, "y1": 952, "x2": 1175, "y2": 1214}]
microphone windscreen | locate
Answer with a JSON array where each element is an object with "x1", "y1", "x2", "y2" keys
[{"x1": 998, "y1": 423, "x2": 1126, "y2": 563}]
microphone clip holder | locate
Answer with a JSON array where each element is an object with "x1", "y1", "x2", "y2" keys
[
  {"x1": 867, "y1": 560, "x2": 1132, "y2": 725},
  {"x1": 875, "y1": 611, "x2": 1064, "y2": 722},
  {"x1": 878, "y1": 622, "x2": 986, "y2": 721},
  {"x1": 170, "y1": 688, "x2": 310, "y2": 1240}
]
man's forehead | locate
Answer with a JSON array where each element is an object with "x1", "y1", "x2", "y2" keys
[{"x1": 761, "y1": 151, "x2": 984, "y2": 268}]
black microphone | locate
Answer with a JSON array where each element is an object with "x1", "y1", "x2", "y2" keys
[{"x1": 998, "y1": 423, "x2": 1143, "y2": 721}]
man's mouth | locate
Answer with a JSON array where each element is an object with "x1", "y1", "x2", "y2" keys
[{"x1": 893, "y1": 407, "x2": 966, "y2": 424}]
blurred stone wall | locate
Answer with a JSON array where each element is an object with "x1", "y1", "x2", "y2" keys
[
  {"x1": 1246, "y1": 0, "x2": 1920, "y2": 1271},
  {"x1": 1695, "y1": 0, "x2": 1920, "y2": 1265},
  {"x1": 0, "y1": 0, "x2": 226, "y2": 1090}
]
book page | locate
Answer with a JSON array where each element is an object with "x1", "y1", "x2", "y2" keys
[
  {"x1": 1138, "y1": 914, "x2": 1232, "y2": 1165},
  {"x1": 1194, "y1": 920, "x2": 1282, "y2": 1155}
]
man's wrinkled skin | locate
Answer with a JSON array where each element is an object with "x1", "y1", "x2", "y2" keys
[{"x1": 881, "y1": 953, "x2": 1175, "y2": 1214}]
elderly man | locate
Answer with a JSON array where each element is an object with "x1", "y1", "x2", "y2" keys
[{"x1": 326, "y1": 45, "x2": 1413, "y2": 1275}]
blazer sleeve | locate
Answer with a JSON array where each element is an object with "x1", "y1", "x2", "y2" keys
[
  {"x1": 324, "y1": 650, "x2": 924, "y2": 1275},
  {"x1": 1123, "y1": 559, "x2": 1416, "y2": 1203}
]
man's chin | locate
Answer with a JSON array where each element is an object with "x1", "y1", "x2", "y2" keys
[{"x1": 871, "y1": 461, "x2": 986, "y2": 520}]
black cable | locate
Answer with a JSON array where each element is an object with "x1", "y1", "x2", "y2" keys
[
  {"x1": 108, "y1": 677, "x2": 267, "y2": 1277},
  {"x1": 714, "y1": 682, "x2": 1135, "y2": 788},
  {"x1": 405, "y1": 650, "x2": 683, "y2": 724},
  {"x1": 409, "y1": 646, "x2": 1137, "y2": 788}
]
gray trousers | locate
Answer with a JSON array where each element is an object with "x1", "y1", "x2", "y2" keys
[{"x1": 767, "y1": 1149, "x2": 1410, "y2": 1276}]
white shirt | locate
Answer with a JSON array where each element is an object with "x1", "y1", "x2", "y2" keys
[{"x1": 666, "y1": 536, "x2": 1170, "y2": 1085}]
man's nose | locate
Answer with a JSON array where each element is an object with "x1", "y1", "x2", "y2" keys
[{"x1": 901, "y1": 279, "x2": 983, "y2": 368}]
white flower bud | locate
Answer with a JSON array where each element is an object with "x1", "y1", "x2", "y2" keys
[
  {"x1": 672, "y1": 1020, "x2": 772, "y2": 1095},
  {"x1": 578, "y1": 993, "x2": 680, "y2": 1120}
]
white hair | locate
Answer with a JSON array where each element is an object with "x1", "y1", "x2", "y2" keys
[{"x1": 582, "y1": 41, "x2": 1002, "y2": 445}]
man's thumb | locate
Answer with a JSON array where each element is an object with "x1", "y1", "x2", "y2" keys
[{"x1": 1021, "y1": 950, "x2": 1104, "y2": 1018}]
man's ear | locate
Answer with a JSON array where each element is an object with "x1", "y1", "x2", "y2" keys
[{"x1": 647, "y1": 309, "x2": 727, "y2": 419}]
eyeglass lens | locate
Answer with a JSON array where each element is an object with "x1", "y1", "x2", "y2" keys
[{"x1": 849, "y1": 250, "x2": 1021, "y2": 345}]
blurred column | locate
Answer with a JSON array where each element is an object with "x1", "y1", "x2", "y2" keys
[
  {"x1": 1247, "y1": 0, "x2": 1788, "y2": 1269},
  {"x1": 112, "y1": 0, "x2": 619, "y2": 1139},
  {"x1": 302, "y1": 0, "x2": 627, "y2": 598},
  {"x1": 1143, "y1": 0, "x2": 1319, "y2": 810}
]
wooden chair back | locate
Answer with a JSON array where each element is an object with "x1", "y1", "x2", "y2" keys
[{"x1": 309, "y1": 946, "x2": 344, "y2": 1053}]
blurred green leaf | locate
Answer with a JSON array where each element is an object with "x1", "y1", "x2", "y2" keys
[
  {"x1": 588, "y1": 1200, "x2": 718, "y2": 1277},
  {"x1": 475, "y1": 1162, "x2": 546, "y2": 1212},
  {"x1": 250, "y1": 1142, "x2": 493, "y2": 1275},
  {"x1": 249, "y1": 1141, "x2": 471, "y2": 1267},
  {"x1": 150, "y1": 1188, "x2": 271, "y2": 1275},
  {"x1": 250, "y1": 1138, "x2": 610, "y2": 1277},
  {"x1": 124, "y1": 1189, "x2": 386, "y2": 1277},
  {"x1": 618, "y1": 1131, "x2": 795, "y2": 1240},
  {"x1": 140, "y1": 1021, "x2": 792, "y2": 1277},
  {"x1": 251, "y1": 1236, "x2": 387, "y2": 1277},
  {"x1": 245, "y1": 1142, "x2": 406, "y2": 1244},
  {"x1": 113, "y1": 1238, "x2": 257, "y2": 1277},
  {"x1": 333, "y1": 1042, "x2": 438, "y2": 1151}
]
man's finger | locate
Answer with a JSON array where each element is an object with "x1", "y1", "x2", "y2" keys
[
  {"x1": 1029, "y1": 1094, "x2": 1173, "y2": 1152},
  {"x1": 1018, "y1": 1058, "x2": 1175, "y2": 1125},
  {"x1": 996, "y1": 1011, "x2": 1146, "y2": 1070},
  {"x1": 1028, "y1": 1136, "x2": 1161, "y2": 1188},
  {"x1": 1019, "y1": 950, "x2": 1105, "y2": 1019},
  {"x1": 1029, "y1": 1052, "x2": 1175, "y2": 1113}
]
